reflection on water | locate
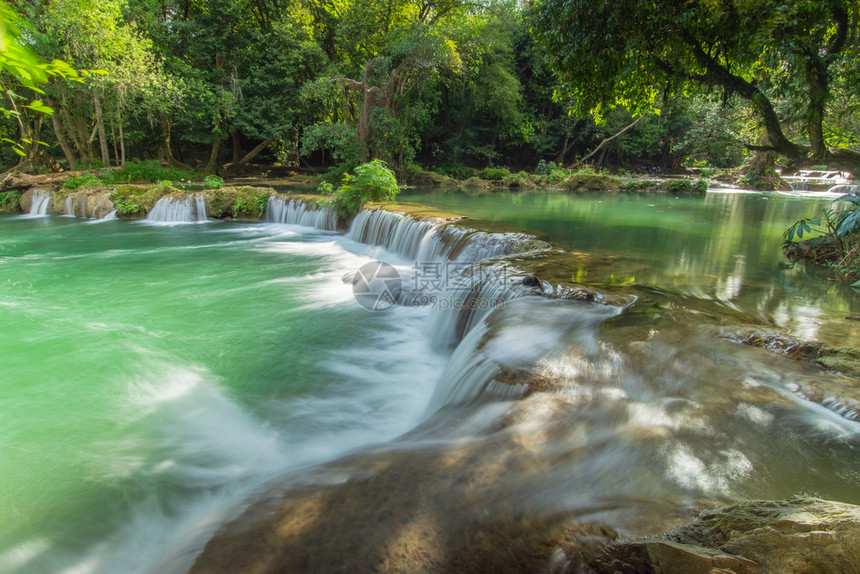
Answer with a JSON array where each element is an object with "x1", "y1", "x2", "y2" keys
[
  {"x1": 400, "y1": 188, "x2": 860, "y2": 347},
  {"x1": 4, "y1": 189, "x2": 860, "y2": 574}
]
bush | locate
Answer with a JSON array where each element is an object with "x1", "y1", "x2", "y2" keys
[
  {"x1": 480, "y1": 167, "x2": 511, "y2": 180},
  {"x1": 326, "y1": 159, "x2": 400, "y2": 219},
  {"x1": 0, "y1": 190, "x2": 22, "y2": 209},
  {"x1": 535, "y1": 160, "x2": 558, "y2": 176},
  {"x1": 400, "y1": 162, "x2": 423, "y2": 184},
  {"x1": 204, "y1": 174, "x2": 225, "y2": 189},
  {"x1": 231, "y1": 187, "x2": 270, "y2": 218},
  {"x1": 64, "y1": 173, "x2": 104, "y2": 190},
  {"x1": 432, "y1": 162, "x2": 472, "y2": 180},
  {"x1": 666, "y1": 179, "x2": 708, "y2": 194},
  {"x1": 103, "y1": 160, "x2": 199, "y2": 184},
  {"x1": 322, "y1": 161, "x2": 358, "y2": 185}
]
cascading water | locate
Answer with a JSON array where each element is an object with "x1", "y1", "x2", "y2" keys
[
  {"x1": 28, "y1": 189, "x2": 52, "y2": 215},
  {"x1": 146, "y1": 194, "x2": 208, "y2": 223},
  {"x1": 827, "y1": 184, "x2": 859, "y2": 195},
  {"x1": 348, "y1": 208, "x2": 542, "y2": 263},
  {"x1": 265, "y1": 196, "x2": 337, "y2": 230},
  {"x1": 6, "y1": 194, "x2": 860, "y2": 574}
]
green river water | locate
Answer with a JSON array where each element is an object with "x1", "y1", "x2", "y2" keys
[{"x1": 1, "y1": 189, "x2": 858, "y2": 573}]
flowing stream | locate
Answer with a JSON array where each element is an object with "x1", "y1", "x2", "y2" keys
[{"x1": 2, "y1": 189, "x2": 859, "y2": 573}]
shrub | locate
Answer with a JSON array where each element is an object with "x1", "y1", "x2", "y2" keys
[
  {"x1": 327, "y1": 159, "x2": 400, "y2": 219},
  {"x1": 64, "y1": 173, "x2": 104, "y2": 190},
  {"x1": 0, "y1": 190, "x2": 22, "y2": 209},
  {"x1": 666, "y1": 179, "x2": 708, "y2": 194},
  {"x1": 480, "y1": 167, "x2": 511, "y2": 180},
  {"x1": 103, "y1": 160, "x2": 199, "y2": 184},
  {"x1": 204, "y1": 174, "x2": 225, "y2": 189},
  {"x1": 400, "y1": 162, "x2": 423, "y2": 184},
  {"x1": 322, "y1": 161, "x2": 358, "y2": 185},
  {"x1": 433, "y1": 162, "x2": 472, "y2": 180},
  {"x1": 535, "y1": 160, "x2": 558, "y2": 176}
]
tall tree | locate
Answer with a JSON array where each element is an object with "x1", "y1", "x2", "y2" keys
[{"x1": 527, "y1": 0, "x2": 860, "y2": 171}]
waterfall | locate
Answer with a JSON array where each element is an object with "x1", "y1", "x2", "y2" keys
[
  {"x1": 425, "y1": 297, "x2": 622, "y2": 412},
  {"x1": 147, "y1": 194, "x2": 208, "y2": 223},
  {"x1": 29, "y1": 189, "x2": 53, "y2": 215},
  {"x1": 827, "y1": 184, "x2": 859, "y2": 195},
  {"x1": 265, "y1": 196, "x2": 337, "y2": 230},
  {"x1": 348, "y1": 208, "x2": 542, "y2": 263},
  {"x1": 64, "y1": 195, "x2": 74, "y2": 216}
]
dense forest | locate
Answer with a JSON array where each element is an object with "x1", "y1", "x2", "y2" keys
[{"x1": 1, "y1": 0, "x2": 858, "y2": 179}]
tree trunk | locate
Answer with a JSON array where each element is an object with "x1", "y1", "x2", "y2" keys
[
  {"x1": 159, "y1": 115, "x2": 193, "y2": 170},
  {"x1": 687, "y1": 41, "x2": 807, "y2": 159},
  {"x1": 93, "y1": 93, "x2": 111, "y2": 166},
  {"x1": 117, "y1": 108, "x2": 126, "y2": 167},
  {"x1": 204, "y1": 139, "x2": 221, "y2": 173},
  {"x1": 222, "y1": 138, "x2": 272, "y2": 176},
  {"x1": 45, "y1": 95, "x2": 79, "y2": 168},
  {"x1": 231, "y1": 127, "x2": 241, "y2": 164}
]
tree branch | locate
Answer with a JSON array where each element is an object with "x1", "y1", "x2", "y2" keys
[{"x1": 571, "y1": 114, "x2": 647, "y2": 168}]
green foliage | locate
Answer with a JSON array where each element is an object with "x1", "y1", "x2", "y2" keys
[
  {"x1": 253, "y1": 193, "x2": 269, "y2": 217},
  {"x1": 103, "y1": 161, "x2": 199, "y2": 184},
  {"x1": 0, "y1": 190, "x2": 22, "y2": 209},
  {"x1": 327, "y1": 159, "x2": 400, "y2": 219},
  {"x1": 203, "y1": 175, "x2": 225, "y2": 189},
  {"x1": 231, "y1": 188, "x2": 271, "y2": 218},
  {"x1": 835, "y1": 193, "x2": 860, "y2": 238},
  {"x1": 322, "y1": 161, "x2": 358, "y2": 185},
  {"x1": 63, "y1": 173, "x2": 104, "y2": 190},
  {"x1": 666, "y1": 179, "x2": 708, "y2": 194},
  {"x1": 784, "y1": 193, "x2": 860, "y2": 254},
  {"x1": 432, "y1": 163, "x2": 472, "y2": 180},
  {"x1": 480, "y1": 167, "x2": 512, "y2": 180},
  {"x1": 108, "y1": 189, "x2": 143, "y2": 215},
  {"x1": 400, "y1": 162, "x2": 423, "y2": 184},
  {"x1": 534, "y1": 160, "x2": 557, "y2": 176}
]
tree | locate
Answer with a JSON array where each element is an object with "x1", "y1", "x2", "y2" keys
[
  {"x1": 527, "y1": 0, "x2": 860, "y2": 171},
  {"x1": 0, "y1": 0, "x2": 82, "y2": 169}
]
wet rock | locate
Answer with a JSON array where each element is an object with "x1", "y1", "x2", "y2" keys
[
  {"x1": 556, "y1": 497, "x2": 860, "y2": 574},
  {"x1": 558, "y1": 286, "x2": 597, "y2": 302},
  {"x1": 665, "y1": 497, "x2": 860, "y2": 573},
  {"x1": 522, "y1": 275, "x2": 541, "y2": 287},
  {"x1": 341, "y1": 271, "x2": 358, "y2": 284},
  {"x1": 727, "y1": 328, "x2": 860, "y2": 378}
]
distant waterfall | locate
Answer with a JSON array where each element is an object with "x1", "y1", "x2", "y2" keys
[
  {"x1": 827, "y1": 184, "x2": 859, "y2": 195},
  {"x1": 146, "y1": 194, "x2": 208, "y2": 223},
  {"x1": 29, "y1": 189, "x2": 53, "y2": 215},
  {"x1": 265, "y1": 196, "x2": 337, "y2": 230}
]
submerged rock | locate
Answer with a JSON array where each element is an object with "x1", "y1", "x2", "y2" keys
[
  {"x1": 727, "y1": 328, "x2": 860, "y2": 377},
  {"x1": 584, "y1": 497, "x2": 860, "y2": 574},
  {"x1": 562, "y1": 497, "x2": 860, "y2": 574}
]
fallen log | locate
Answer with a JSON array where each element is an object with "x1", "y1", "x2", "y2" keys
[{"x1": 0, "y1": 170, "x2": 83, "y2": 192}]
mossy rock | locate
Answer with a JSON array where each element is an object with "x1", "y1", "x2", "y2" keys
[{"x1": 563, "y1": 173, "x2": 623, "y2": 192}]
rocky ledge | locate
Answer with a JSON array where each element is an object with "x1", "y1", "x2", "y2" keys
[{"x1": 561, "y1": 497, "x2": 860, "y2": 574}]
